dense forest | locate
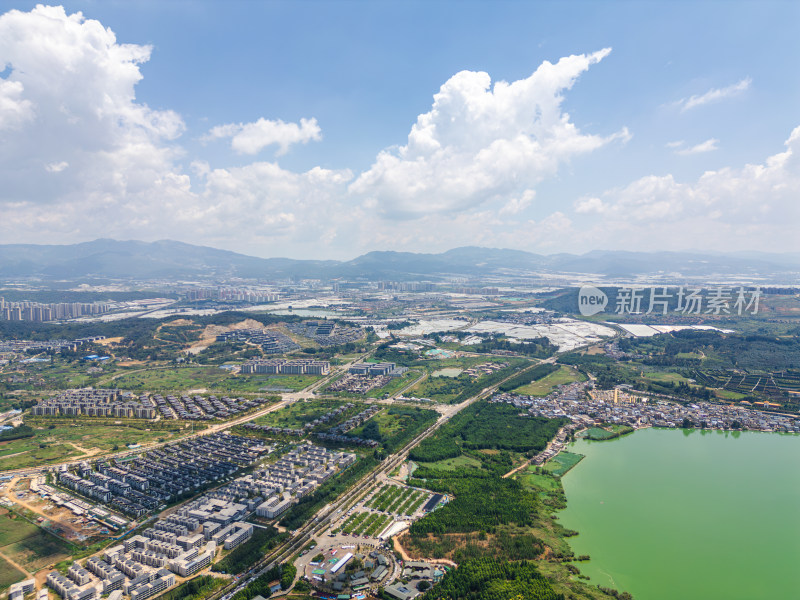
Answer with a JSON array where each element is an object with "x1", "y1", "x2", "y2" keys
[
  {"x1": 419, "y1": 558, "x2": 564, "y2": 600},
  {"x1": 409, "y1": 402, "x2": 566, "y2": 462},
  {"x1": 408, "y1": 476, "x2": 539, "y2": 535},
  {"x1": 405, "y1": 403, "x2": 566, "y2": 563},
  {"x1": 619, "y1": 329, "x2": 800, "y2": 371}
]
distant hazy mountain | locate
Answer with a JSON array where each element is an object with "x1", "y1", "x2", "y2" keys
[
  {"x1": 0, "y1": 239, "x2": 335, "y2": 281},
  {"x1": 0, "y1": 239, "x2": 797, "y2": 281}
]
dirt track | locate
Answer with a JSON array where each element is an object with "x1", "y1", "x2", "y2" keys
[{"x1": 393, "y1": 535, "x2": 458, "y2": 568}]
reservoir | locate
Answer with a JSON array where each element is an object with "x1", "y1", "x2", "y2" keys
[{"x1": 558, "y1": 427, "x2": 800, "y2": 600}]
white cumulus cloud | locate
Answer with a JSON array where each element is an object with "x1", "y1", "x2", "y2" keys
[
  {"x1": 0, "y1": 78, "x2": 33, "y2": 130},
  {"x1": 675, "y1": 138, "x2": 719, "y2": 155},
  {"x1": 0, "y1": 6, "x2": 351, "y2": 257},
  {"x1": 207, "y1": 117, "x2": 321, "y2": 155},
  {"x1": 350, "y1": 48, "x2": 629, "y2": 217},
  {"x1": 572, "y1": 126, "x2": 800, "y2": 251},
  {"x1": 677, "y1": 78, "x2": 751, "y2": 112},
  {"x1": 15, "y1": 5, "x2": 762, "y2": 258},
  {"x1": 0, "y1": 4, "x2": 184, "y2": 210}
]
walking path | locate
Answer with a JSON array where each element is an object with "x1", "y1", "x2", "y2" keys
[
  {"x1": 502, "y1": 423, "x2": 577, "y2": 479},
  {"x1": 393, "y1": 537, "x2": 458, "y2": 568},
  {"x1": 0, "y1": 547, "x2": 33, "y2": 577}
]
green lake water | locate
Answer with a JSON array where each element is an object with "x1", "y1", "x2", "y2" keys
[{"x1": 558, "y1": 427, "x2": 800, "y2": 600}]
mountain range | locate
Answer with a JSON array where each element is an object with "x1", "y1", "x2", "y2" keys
[{"x1": 0, "y1": 239, "x2": 798, "y2": 282}]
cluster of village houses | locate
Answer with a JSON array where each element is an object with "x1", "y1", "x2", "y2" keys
[{"x1": 492, "y1": 382, "x2": 800, "y2": 432}]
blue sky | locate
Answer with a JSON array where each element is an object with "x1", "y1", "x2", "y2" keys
[{"x1": 1, "y1": 1, "x2": 798, "y2": 258}]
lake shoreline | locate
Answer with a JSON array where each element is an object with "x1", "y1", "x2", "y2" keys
[{"x1": 554, "y1": 427, "x2": 800, "y2": 600}]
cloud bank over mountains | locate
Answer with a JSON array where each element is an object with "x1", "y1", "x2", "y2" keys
[{"x1": 0, "y1": 5, "x2": 794, "y2": 259}]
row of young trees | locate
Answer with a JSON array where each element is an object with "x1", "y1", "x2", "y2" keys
[
  {"x1": 157, "y1": 575, "x2": 222, "y2": 600},
  {"x1": 211, "y1": 526, "x2": 287, "y2": 575},
  {"x1": 279, "y1": 455, "x2": 379, "y2": 530},
  {"x1": 468, "y1": 337, "x2": 557, "y2": 358},
  {"x1": 0, "y1": 423, "x2": 34, "y2": 441},
  {"x1": 229, "y1": 561, "x2": 296, "y2": 600}
]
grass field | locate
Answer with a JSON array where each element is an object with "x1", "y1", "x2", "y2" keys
[
  {"x1": 416, "y1": 454, "x2": 483, "y2": 471},
  {"x1": 639, "y1": 370, "x2": 691, "y2": 384},
  {"x1": 0, "y1": 513, "x2": 73, "y2": 574},
  {"x1": 349, "y1": 409, "x2": 400, "y2": 438},
  {"x1": 1, "y1": 359, "x2": 101, "y2": 390},
  {"x1": 0, "y1": 556, "x2": 26, "y2": 590},
  {"x1": 581, "y1": 427, "x2": 615, "y2": 439},
  {"x1": 109, "y1": 366, "x2": 232, "y2": 390},
  {"x1": 0, "y1": 423, "x2": 187, "y2": 470},
  {"x1": 2, "y1": 528, "x2": 73, "y2": 570},
  {"x1": 251, "y1": 399, "x2": 348, "y2": 429},
  {"x1": 579, "y1": 425, "x2": 634, "y2": 441},
  {"x1": 715, "y1": 389, "x2": 748, "y2": 400},
  {"x1": 514, "y1": 365, "x2": 585, "y2": 396},
  {"x1": 0, "y1": 514, "x2": 39, "y2": 546},
  {"x1": 520, "y1": 469, "x2": 561, "y2": 496},
  {"x1": 543, "y1": 451, "x2": 584, "y2": 477},
  {"x1": 0, "y1": 442, "x2": 81, "y2": 471},
  {"x1": 107, "y1": 365, "x2": 318, "y2": 393},
  {"x1": 226, "y1": 373, "x2": 320, "y2": 392},
  {"x1": 407, "y1": 376, "x2": 463, "y2": 402}
]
